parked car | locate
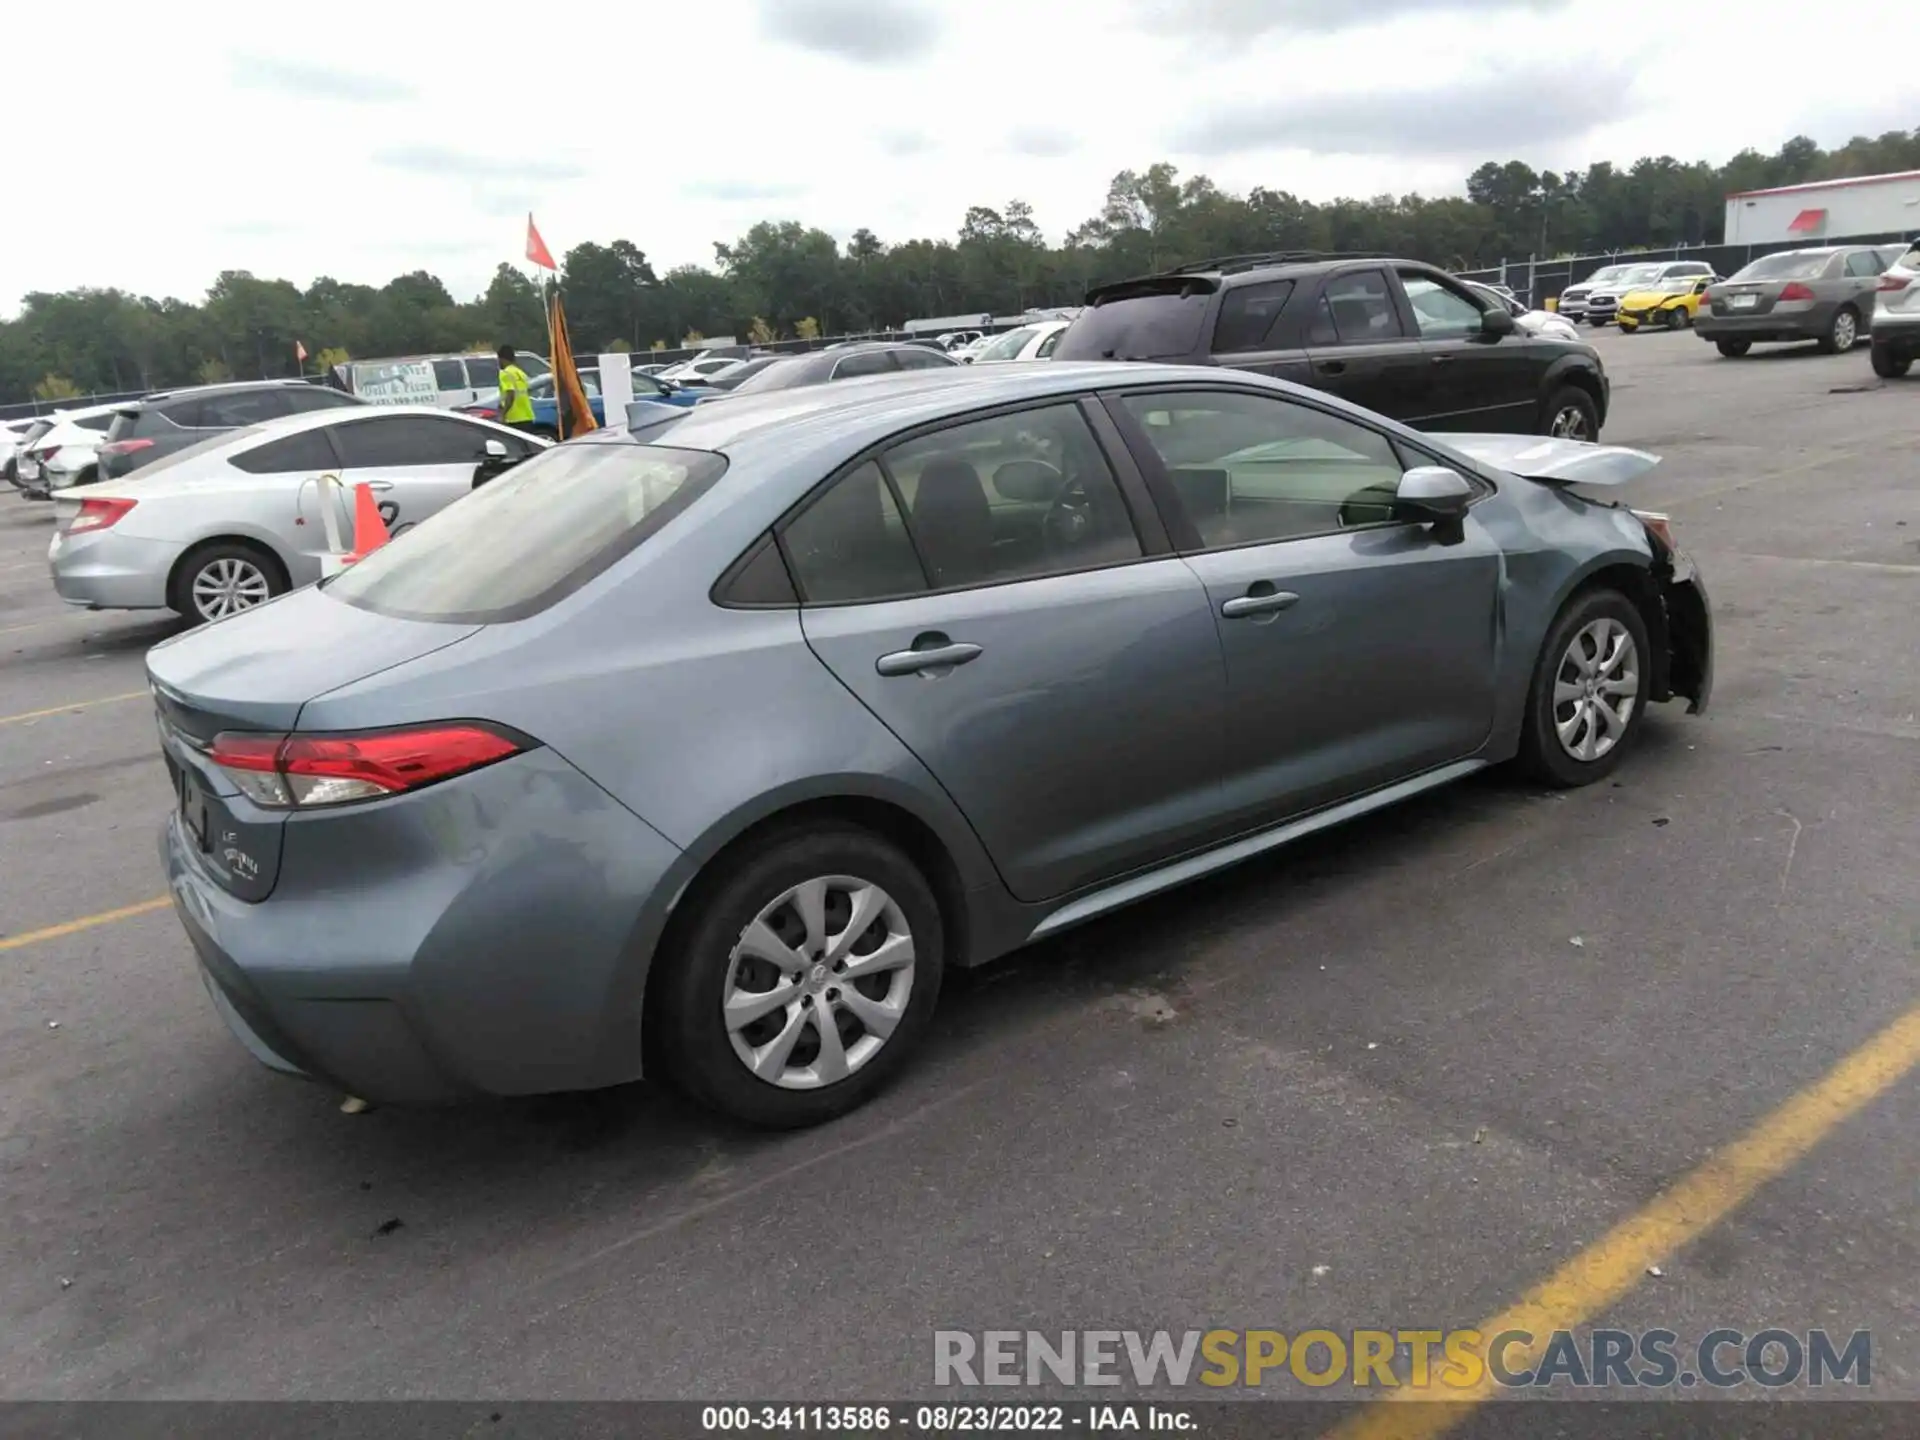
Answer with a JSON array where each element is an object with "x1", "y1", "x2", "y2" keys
[
  {"x1": 1697, "y1": 245, "x2": 1907, "y2": 357},
  {"x1": 1, "y1": 418, "x2": 36, "y2": 483},
  {"x1": 331, "y1": 352, "x2": 548, "y2": 409},
  {"x1": 15, "y1": 402, "x2": 122, "y2": 497},
  {"x1": 1054, "y1": 252, "x2": 1611, "y2": 439},
  {"x1": 1869, "y1": 244, "x2": 1920, "y2": 378},
  {"x1": 935, "y1": 330, "x2": 984, "y2": 353},
  {"x1": 702, "y1": 355, "x2": 793, "y2": 392},
  {"x1": 146, "y1": 362, "x2": 1710, "y2": 1125},
  {"x1": 1464, "y1": 281, "x2": 1581, "y2": 342},
  {"x1": 1580, "y1": 260, "x2": 1716, "y2": 328},
  {"x1": 49, "y1": 407, "x2": 546, "y2": 623},
  {"x1": 966, "y1": 320, "x2": 1073, "y2": 363},
  {"x1": 1555, "y1": 264, "x2": 1642, "y2": 325},
  {"x1": 1615, "y1": 275, "x2": 1717, "y2": 333},
  {"x1": 659, "y1": 354, "x2": 751, "y2": 386},
  {"x1": 720, "y1": 342, "x2": 960, "y2": 396},
  {"x1": 460, "y1": 368, "x2": 701, "y2": 434},
  {"x1": 98, "y1": 381, "x2": 365, "y2": 482}
]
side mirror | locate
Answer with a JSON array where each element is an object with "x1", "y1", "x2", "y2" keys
[
  {"x1": 1396, "y1": 466, "x2": 1474, "y2": 522},
  {"x1": 1480, "y1": 307, "x2": 1517, "y2": 339},
  {"x1": 483, "y1": 438, "x2": 508, "y2": 459}
]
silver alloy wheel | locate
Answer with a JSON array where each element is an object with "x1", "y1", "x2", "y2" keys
[
  {"x1": 190, "y1": 557, "x2": 272, "y2": 620},
  {"x1": 723, "y1": 875, "x2": 916, "y2": 1090},
  {"x1": 1552, "y1": 617, "x2": 1640, "y2": 762},
  {"x1": 1832, "y1": 309, "x2": 1857, "y2": 351},
  {"x1": 1549, "y1": 404, "x2": 1592, "y2": 440}
]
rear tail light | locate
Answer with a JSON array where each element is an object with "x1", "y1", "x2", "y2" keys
[
  {"x1": 211, "y1": 723, "x2": 526, "y2": 808},
  {"x1": 1779, "y1": 282, "x2": 1815, "y2": 302},
  {"x1": 99, "y1": 438, "x2": 155, "y2": 458},
  {"x1": 1632, "y1": 510, "x2": 1675, "y2": 551},
  {"x1": 37, "y1": 445, "x2": 61, "y2": 464},
  {"x1": 1879, "y1": 274, "x2": 1912, "y2": 292},
  {"x1": 68, "y1": 497, "x2": 137, "y2": 533}
]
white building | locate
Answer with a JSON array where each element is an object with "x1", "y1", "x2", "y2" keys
[{"x1": 1723, "y1": 170, "x2": 1920, "y2": 246}]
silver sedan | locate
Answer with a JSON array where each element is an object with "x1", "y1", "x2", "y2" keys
[{"x1": 49, "y1": 406, "x2": 546, "y2": 623}]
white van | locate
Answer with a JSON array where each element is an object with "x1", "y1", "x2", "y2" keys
[{"x1": 332, "y1": 351, "x2": 550, "y2": 409}]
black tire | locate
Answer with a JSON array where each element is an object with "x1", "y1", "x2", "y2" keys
[
  {"x1": 1665, "y1": 307, "x2": 1689, "y2": 330},
  {"x1": 653, "y1": 825, "x2": 946, "y2": 1129},
  {"x1": 168, "y1": 540, "x2": 289, "y2": 625},
  {"x1": 1716, "y1": 339, "x2": 1752, "y2": 358},
  {"x1": 1816, "y1": 306, "x2": 1859, "y2": 355},
  {"x1": 1516, "y1": 588, "x2": 1653, "y2": 789},
  {"x1": 1870, "y1": 343, "x2": 1913, "y2": 379},
  {"x1": 1538, "y1": 384, "x2": 1599, "y2": 441},
  {"x1": 1587, "y1": 315, "x2": 1608, "y2": 327}
]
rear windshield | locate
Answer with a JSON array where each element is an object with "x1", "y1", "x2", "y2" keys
[
  {"x1": 325, "y1": 442, "x2": 728, "y2": 624},
  {"x1": 727, "y1": 357, "x2": 812, "y2": 394},
  {"x1": 21, "y1": 421, "x2": 54, "y2": 447},
  {"x1": 1731, "y1": 252, "x2": 1832, "y2": 281},
  {"x1": 1053, "y1": 284, "x2": 1214, "y2": 362}
]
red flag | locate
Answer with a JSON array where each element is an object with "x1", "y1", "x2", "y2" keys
[
  {"x1": 295, "y1": 340, "x2": 308, "y2": 364},
  {"x1": 526, "y1": 214, "x2": 557, "y2": 271}
]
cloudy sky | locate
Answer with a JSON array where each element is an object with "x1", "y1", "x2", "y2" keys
[{"x1": 2, "y1": 0, "x2": 1906, "y2": 310}]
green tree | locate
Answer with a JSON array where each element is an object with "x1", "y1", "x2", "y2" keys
[{"x1": 33, "y1": 373, "x2": 81, "y2": 401}]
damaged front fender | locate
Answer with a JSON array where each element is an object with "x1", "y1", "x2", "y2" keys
[{"x1": 1661, "y1": 558, "x2": 1713, "y2": 715}]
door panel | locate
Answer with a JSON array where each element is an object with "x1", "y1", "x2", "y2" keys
[
  {"x1": 330, "y1": 416, "x2": 496, "y2": 531},
  {"x1": 1109, "y1": 386, "x2": 1501, "y2": 826},
  {"x1": 1300, "y1": 271, "x2": 1433, "y2": 422},
  {"x1": 1398, "y1": 270, "x2": 1537, "y2": 431},
  {"x1": 802, "y1": 565, "x2": 1226, "y2": 903}
]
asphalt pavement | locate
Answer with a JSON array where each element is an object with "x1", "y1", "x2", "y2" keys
[{"x1": 1, "y1": 330, "x2": 1916, "y2": 1429}]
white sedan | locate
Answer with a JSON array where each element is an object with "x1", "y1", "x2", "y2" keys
[
  {"x1": 15, "y1": 402, "x2": 122, "y2": 497},
  {"x1": 1466, "y1": 282, "x2": 1582, "y2": 342},
  {"x1": 964, "y1": 319, "x2": 1073, "y2": 364},
  {"x1": 48, "y1": 406, "x2": 546, "y2": 624}
]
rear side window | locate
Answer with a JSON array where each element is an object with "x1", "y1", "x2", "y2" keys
[
  {"x1": 894, "y1": 346, "x2": 954, "y2": 370},
  {"x1": 283, "y1": 386, "x2": 360, "y2": 413},
  {"x1": 1053, "y1": 283, "x2": 1213, "y2": 362},
  {"x1": 467, "y1": 357, "x2": 500, "y2": 388},
  {"x1": 75, "y1": 413, "x2": 114, "y2": 433},
  {"x1": 1211, "y1": 280, "x2": 1296, "y2": 353},
  {"x1": 1731, "y1": 252, "x2": 1831, "y2": 281},
  {"x1": 1844, "y1": 250, "x2": 1884, "y2": 278},
  {"x1": 831, "y1": 351, "x2": 898, "y2": 380},
  {"x1": 327, "y1": 443, "x2": 728, "y2": 623},
  {"x1": 201, "y1": 389, "x2": 292, "y2": 427},
  {"x1": 232, "y1": 429, "x2": 339, "y2": 474},
  {"x1": 1306, "y1": 271, "x2": 1404, "y2": 344},
  {"x1": 782, "y1": 461, "x2": 925, "y2": 603},
  {"x1": 433, "y1": 359, "x2": 468, "y2": 390}
]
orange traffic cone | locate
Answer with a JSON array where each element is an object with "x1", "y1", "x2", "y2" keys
[{"x1": 343, "y1": 482, "x2": 392, "y2": 565}]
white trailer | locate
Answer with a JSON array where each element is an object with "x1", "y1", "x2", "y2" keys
[{"x1": 1724, "y1": 170, "x2": 1920, "y2": 246}]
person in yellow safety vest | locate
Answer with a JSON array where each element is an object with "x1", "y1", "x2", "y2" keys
[{"x1": 495, "y1": 346, "x2": 536, "y2": 432}]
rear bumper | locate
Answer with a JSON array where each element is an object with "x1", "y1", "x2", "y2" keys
[
  {"x1": 48, "y1": 529, "x2": 177, "y2": 609},
  {"x1": 1696, "y1": 307, "x2": 1828, "y2": 343},
  {"x1": 162, "y1": 746, "x2": 685, "y2": 1105},
  {"x1": 1870, "y1": 311, "x2": 1920, "y2": 352}
]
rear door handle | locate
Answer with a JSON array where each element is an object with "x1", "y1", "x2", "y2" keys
[
  {"x1": 876, "y1": 641, "x2": 982, "y2": 676},
  {"x1": 363, "y1": 480, "x2": 396, "y2": 492},
  {"x1": 1315, "y1": 359, "x2": 1347, "y2": 375},
  {"x1": 1430, "y1": 353, "x2": 1455, "y2": 365},
  {"x1": 1220, "y1": 591, "x2": 1300, "y2": 619}
]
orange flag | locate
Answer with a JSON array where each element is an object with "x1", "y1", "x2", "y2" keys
[
  {"x1": 546, "y1": 291, "x2": 598, "y2": 440},
  {"x1": 526, "y1": 214, "x2": 557, "y2": 271}
]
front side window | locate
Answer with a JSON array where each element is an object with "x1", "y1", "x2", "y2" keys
[
  {"x1": 283, "y1": 386, "x2": 361, "y2": 413},
  {"x1": 1119, "y1": 390, "x2": 1408, "y2": 546},
  {"x1": 467, "y1": 357, "x2": 501, "y2": 388},
  {"x1": 1306, "y1": 271, "x2": 1404, "y2": 345},
  {"x1": 327, "y1": 443, "x2": 726, "y2": 622},
  {"x1": 782, "y1": 461, "x2": 926, "y2": 603},
  {"x1": 894, "y1": 346, "x2": 954, "y2": 370},
  {"x1": 1212, "y1": 280, "x2": 1297, "y2": 353},
  {"x1": 200, "y1": 390, "x2": 292, "y2": 427},
  {"x1": 1400, "y1": 274, "x2": 1485, "y2": 337},
  {"x1": 332, "y1": 416, "x2": 494, "y2": 467},
  {"x1": 972, "y1": 327, "x2": 1040, "y2": 363},
  {"x1": 883, "y1": 403, "x2": 1142, "y2": 588},
  {"x1": 433, "y1": 359, "x2": 468, "y2": 390}
]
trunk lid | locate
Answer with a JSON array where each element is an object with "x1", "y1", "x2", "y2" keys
[
  {"x1": 1710, "y1": 279, "x2": 1785, "y2": 316},
  {"x1": 1444, "y1": 434, "x2": 1660, "y2": 488},
  {"x1": 149, "y1": 587, "x2": 482, "y2": 901}
]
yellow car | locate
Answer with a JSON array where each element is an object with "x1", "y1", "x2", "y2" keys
[{"x1": 1617, "y1": 276, "x2": 1715, "y2": 332}]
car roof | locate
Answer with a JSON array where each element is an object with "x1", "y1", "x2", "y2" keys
[{"x1": 609, "y1": 361, "x2": 1241, "y2": 471}]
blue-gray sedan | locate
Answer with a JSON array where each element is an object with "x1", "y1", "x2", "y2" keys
[{"x1": 149, "y1": 362, "x2": 1711, "y2": 1127}]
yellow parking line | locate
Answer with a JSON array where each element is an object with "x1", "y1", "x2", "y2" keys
[
  {"x1": 0, "y1": 690, "x2": 148, "y2": 727},
  {"x1": 0, "y1": 896, "x2": 171, "y2": 953},
  {"x1": 1330, "y1": 1000, "x2": 1920, "y2": 1439}
]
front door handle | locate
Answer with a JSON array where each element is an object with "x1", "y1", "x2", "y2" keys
[
  {"x1": 876, "y1": 638, "x2": 983, "y2": 677},
  {"x1": 363, "y1": 479, "x2": 396, "y2": 492},
  {"x1": 1220, "y1": 590, "x2": 1300, "y2": 619},
  {"x1": 1430, "y1": 353, "x2": 1455, "y2": 365},
  {"x1": 1315, "y1": 359, "x2": 1347, "y2": 375}
]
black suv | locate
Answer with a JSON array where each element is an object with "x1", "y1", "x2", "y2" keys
[
  {"x1": 97, "y1": 380, "x2": 363, "y2": 481},
  {"x1": 1053, "y1": 252, "x2": 1610, "y2": 439}
]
